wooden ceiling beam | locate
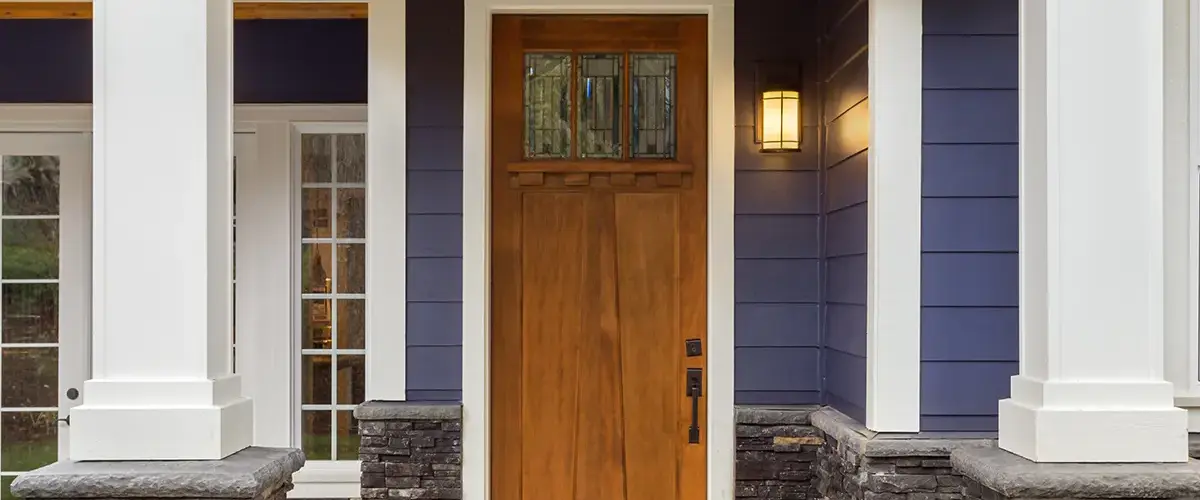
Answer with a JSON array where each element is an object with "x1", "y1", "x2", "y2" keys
[{"x1": 0, "y1": 2, "x2": 367, "y2": 20}]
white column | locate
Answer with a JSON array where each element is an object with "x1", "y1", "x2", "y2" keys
[
  {"x1": 72, "y1": 0, "x2": 251, "y2": 461},
  {"x1": 865, "y1": 0, "x2": 922, "y2": 432},
  {"x1": 999, "y1": 0, "x2": 1187, "y2": 463}
]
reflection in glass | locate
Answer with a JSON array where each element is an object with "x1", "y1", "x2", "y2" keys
[
  {"x1": 336, "y1": 134, "x2": 366, "y2": 183},
  {"x1": 2, "y1": 284, "x2": 57, "y2": 344},
  {"x1": 337, "y1": 189, "x2": 365, "y2": 239},
  {"x1": 301, "y1": 244, "x2": 332, "y2": 294},
  {"x1": 301, "y1": 299, "x2": 333, "y2": 349},
  {"x1": 301, "y1": 135, "x2": 332, "y2": 183},
  {"x1": 337, "y1": 300, "x2": 365, "y2": 350},
  {"x1": 0, "y1": 412, "x2": 57, "y2": 472},
  {"x1": 2, "y1": 219, "x2": 58, "y2": 280},
  {"x1": 1, "y1": 348, "x2": 57, "y2": 408},
  {"x1": 301, "y1": 354, "x2": 332, "y2": 404},
  {"x1": 301, "y1": 189, "x2": 332, "y2": 238},
  {"x1": 337, "y1": 244, "x2": 365, "y2": 294},
  {"x1": 301, "y1": 410, "x2": 333, "y2": 461},
  {"x1": 578, "y1": 54, "x2": 623, "y2": 159},
  {"x1": 2, "y1": 156, "x2": 59, "y2": 216},
  {"x1": 336, "y1": 355, "x2": 365, "y2": 405},
  {"x1": 524, "y1": 54, "x2": 573, "y2": 159},
  {"x1": 631, "y1": 54, "x2": 677, "y2": 159},
  {"x1": 335, "y1": 411, "x2": 360, "y2": 460}
]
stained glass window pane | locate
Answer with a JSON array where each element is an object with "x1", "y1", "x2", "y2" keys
[
  {"x1": 631, "y1": 54, "x2": 677, "y2": 159},
  {"x1": 524, "y1": 54, "x2": 572, "y2": 159},
  {"x1": 577, "y1": 54, "x2": 623, "y2": 159}
]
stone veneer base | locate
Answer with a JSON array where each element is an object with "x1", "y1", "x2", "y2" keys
[
  {"x1": 355, "y1": 401, "x2": 462, "y2": 500},
  {"x1": 10, "y1": 447, "x2": 304, "y2": 500},
  {"x1": 812, "y1": 407, "x2": 994, "y2": 500},
  {"x1": 735, "y1": 405, "x2": 824, "y2": 499},
  {"x1": 953, "y1": 446, "x2": 1200, "y2": 500}
]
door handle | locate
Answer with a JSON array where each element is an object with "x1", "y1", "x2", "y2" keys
[{"x1": 686, "y1": 368, "x2": 702, "y2": 444}]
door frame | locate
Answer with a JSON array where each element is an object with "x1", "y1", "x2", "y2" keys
[{"x1": 461, "y1": 1, "x2": 735, "y2": 499}]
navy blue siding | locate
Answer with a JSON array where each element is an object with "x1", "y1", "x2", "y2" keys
[
  {"x1": 0, "y1": 19, "x2": 368, "y2": 103},
  {"x1": 819, "y1": 0, "x2": 868, "y2": 424},
  {"x1": 405, "y1": 0, "x2": 464, "y2": 402},
  {"x1": 920, "y1": 0, "x2": 1019, "y2": 432},
  {"x1": 732, "y1": 0, "x2": 823, "y2": 406}
]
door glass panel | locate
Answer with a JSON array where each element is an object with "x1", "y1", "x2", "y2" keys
[
  {"x1": 631, "y1": 53, "x2": 677, "y2": 159},
  {"x1": 524, "y1": 53, "x2": 573, "y2": 159},
  {"x1": 577, "y1": 54, "x2": 623, "y2": 159},
  {"x1": 0, "y1": 155, "x2": 62, "y2": 491},
  {"x1": 297, "y1": 133, "x2": 366, "y2": 462}
]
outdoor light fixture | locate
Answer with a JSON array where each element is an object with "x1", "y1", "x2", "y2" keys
[
  {"x1": 755, "y1": 62, "x2": 803, "y2": 152},
  {"x1": 760, "y1": 89, "x2": 801, "y2": 151}
]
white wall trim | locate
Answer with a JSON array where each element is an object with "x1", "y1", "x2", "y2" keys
[
  {"x1": 864, "y1": 0, "x2": 922, "y2": 433},
  {"x1": 0, "y1": 104, "x2": 368, "y2": 133},
  {"x1": 461, "y1": 2, "x2": 735, "y2": 499},
  {"x1": 1173, "y1": 0, "x2": 1200, "y2": 428},
  {"x1": 365, "y1": 0, "x2": 407, "y2": 401}
]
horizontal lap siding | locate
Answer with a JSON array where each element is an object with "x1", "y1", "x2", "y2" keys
[
  {"x1": 406, "y1": 0, "x2": 464, "y2": 402},
  {"x1": 732, "y1": 0, "x2": 823, "y2": 406},
  {"x1": 0, "y1": 19, "x2": 369, "y2": 103},
  {"x1": 820, "y1": 0, "x2": 867, "y2": 423},
  {"x1": 920, "y1": 0, "x2": 1019, "y2": 432}
]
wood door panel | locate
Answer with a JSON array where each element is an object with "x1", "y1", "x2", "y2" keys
[
  {"x1": 492, "y1": 14, "x2": 707, "y2": 500},
  {"x1": 615, "y1": 193, "x2": 683, "y2": 500}
]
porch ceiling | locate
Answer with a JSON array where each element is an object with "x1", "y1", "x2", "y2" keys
[{"x1": 0, "y1": 2, "x2": 366, "y2": 19}]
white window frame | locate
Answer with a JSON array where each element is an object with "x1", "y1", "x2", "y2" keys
[{"x1": 0, "y1": 132, "x2": 91, "y2": 484}]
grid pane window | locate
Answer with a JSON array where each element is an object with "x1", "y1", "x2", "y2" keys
[
  {"x1": 522, "y1": 52, "x2": 677, "y2": 161},
  {"x1": 298, "y1": 133, "x2": 366, "y2": 462},
  {"x1": 0, "y1": 155, "x2": 61, "y2": 495}
]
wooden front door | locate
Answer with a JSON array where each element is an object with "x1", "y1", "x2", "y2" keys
[{"x1": 490, "y1": 15, "x2": 708, "y2": 500}]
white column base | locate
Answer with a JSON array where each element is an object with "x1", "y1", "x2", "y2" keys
[
  {"x1": 1174, "y1": 397, "x2": 1200, "y2": 432},
  {"x1": 999, "y1": 377, "x2": 1188, "y2": 463},
  {"x1": 69, "y1": 375, "x2": 253, "y2": 461}
]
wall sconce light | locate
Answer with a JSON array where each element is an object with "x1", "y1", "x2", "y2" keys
[{"x1": 755, "y1": 62, "x2": 803, "y2": 152}]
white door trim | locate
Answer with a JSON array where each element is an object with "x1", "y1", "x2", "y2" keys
[{"x1": 460, "y1": 2, "x2": 735, "y2": 499}]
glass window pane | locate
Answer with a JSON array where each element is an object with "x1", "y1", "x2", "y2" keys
[
  {"x1": 0, "y1": 412, "x2": 57, "y2": 472},
  {"x1": 631, "y1": 54, "x2": 677, "y2": 159},
  {"x1": 2, "y1": 156, "x2": 59, "y2": 216},
  {"x1": 301, "y1": 299, "x2": 333, "y2": 349},
  {"x1": 524, "y1": 53, "x2": 572, "y2": 159},
  {"x1": 335, "y1": 411, "x2": 360, "y2": 461},
  {"x1": 301, "y1": 134, "x2": 332, "y2": 183},
  {"x1": 336, "y1": 355, "x2": 365, "y2": 405},
  {"x1": 336, "y1": 134, "x2": 366, "y2": 183},
  {"x1": 337, "y1": 299, "x2": 365, "y2": 350},
  {"x1": 337, "y1": 244, "x2": 365, "y2": 294},
  {"x1": 301, "y1": 244, "x2": 332, "y2": 294},
  {"x1": 578, "y1": 54, "x2": 623, "y2": 159},
  {"x1": 301, "y1": 354, "x2": 332, "y2": 404},
  {"x1": 2, "y1": 284, "x2": 57, "y2": 344},
  {"x1": 301, "y1": 410, "x2": 332, "y2": 461},
  {"x1": 302, "y1": 189, "x2": 332, "y2": 239},
  {"x1": 337, "y1": 189, "x2": 365, "y2": 239},
  {"x1": 1, "y1": 348, "x2": 57, "y2": 408},
  {"x1": 3, "y1": 219, "x2": 58, "y2": 280}
]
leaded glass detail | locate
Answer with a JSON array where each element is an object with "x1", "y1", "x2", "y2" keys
[
  {"x1": 631, "y1": 54, "x2": 676, "y2": 159},
  {"x1": 524, "y1": 54, "x2": 572, "y2": 159},
  {"x1": 577, "y1": 54, "x2": 623, "y2": 159}
]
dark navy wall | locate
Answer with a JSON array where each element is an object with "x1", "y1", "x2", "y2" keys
[
  {"x1": 0, "y1": 19, "x2": 368, "y2": 103},
  {"x1": 920, "y1": 0, "x2": 1019, "y2": 432},
  {"x1": 732, "y1": 0, "x2": 823, "y2": 406},
  {"x1": 820, "y1": 0, "x2": 868, "y2": 423},
  {"x1": 404, "y1": 0, "x2": 464, "y2": 402}
]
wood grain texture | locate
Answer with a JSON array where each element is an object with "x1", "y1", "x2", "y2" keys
[
  {"x1": 0, "y1": 2, "x2": 366, "y2": 19},
  {"x1": 491, "y1": 14, "x2": 707, "y2": 500}
]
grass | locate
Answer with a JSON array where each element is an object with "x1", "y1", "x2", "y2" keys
[{"x1": 1, "y1": 437, "x2": 57, "y2": 499}]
